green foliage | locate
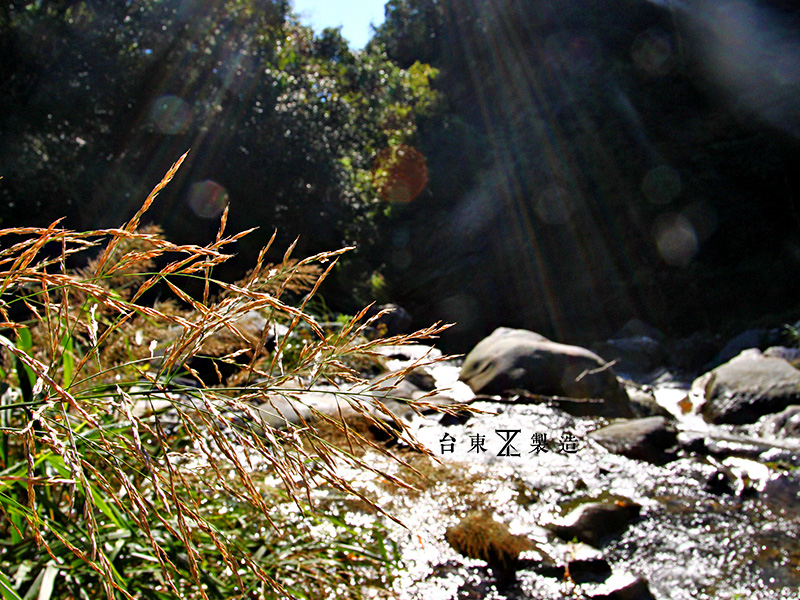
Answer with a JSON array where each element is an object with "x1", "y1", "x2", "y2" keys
[
  {"x1": 0, "y1": 0, "x2": 444, "y2": 313},
  {"x1": 0, "y1": 159, "x2": 448, "y2": 599},
  {"x1": 370, "y1": 0, "x2": 444, "y2": 69}
]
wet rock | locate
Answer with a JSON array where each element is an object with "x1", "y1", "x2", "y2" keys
[
  {"x1": 667, "y1": 331, "x2": 723, "y2": 374},
  {"x1": 244, "y1": 367, "x2": 457, "y2": 432},
  {"x1": 445, "y1": 511, "x2": 537, "y2": 583},
  {"x1": 568, "y1": 557, "x2": 613, "y2": 583},
  {"x1": 761, "y1": 470, "x2": 800, "y2": 517},
  {"x1": 595, "y1": 320, "x2": 668, "y2": 375},
  {"x1": 367, "y1": 370, "x2": 457, "y2": 417},
  {"x1": 589, "y1": 576, "x2": 656, "y2": 600},
  {"x1": 127, "y1": 389, "x2": 182, "y2": 418},
  {"x1": 594, "y1": 336, "x2": 667, "y2": 376},
  {"x1": 713, "y1": 328, "x2": 767, "y2": 365},
  {"x1": 705, "y1": 469, "x2": 735, "y2": 495},
  {"x1": 246, "y1": 386, "x2": 340, "y2": 429},
  {"x1": 403, "y1": 366, "x2": 437, "y2": 391},
  {"x1": 625, "y1": 385, "x2": 672, "y2": 418},
  {"x1": 764, "y1": 346, "x2": 800, "y2": 367},
  {"x1": 722, "y1": 456, "x2": 772, "y2": 495},
  {"x1": 613, "y1": 319, "x2": 665, "y2": 343},
  {"x1": 709, "y1": 328, "x2": 782, "y2": 369},
  {"x1": 759, "y1": 405, "x2": 800, "y2": 438},
  {"x1": 459, "y1": 328, "x2": 632, "y2": 417},
  {"x1": 588, "y1": 417, "x2": 678, "y2": 464},
  {"x1": 548, "y1": 499, "x2": 641, "y2": 548},
  {"x1": 438, "y1": 410, "x2": 473, "y2": 426},
  {"x1": 695, "y1": 353, "x2": 800, "y2": 424}
]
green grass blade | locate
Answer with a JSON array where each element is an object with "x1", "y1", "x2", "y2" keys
[
  {"x1": 60, "y1": 334, "x2": 74, "y2": 387},
  {"x1": 0, "y1": 569, "x2": 24, "y2": 600}
]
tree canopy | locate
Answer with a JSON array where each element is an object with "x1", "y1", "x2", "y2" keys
[
  {"x1": 371, "y1": 0, "x2": 800, "y2": 347},
  {"x1": 4, "y1": 0, "x2": 800, "y2": 347},
  {"x1": 0, "y1": 0, "x2": 442, "y2": 308}
]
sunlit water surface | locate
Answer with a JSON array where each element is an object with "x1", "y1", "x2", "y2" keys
[{"x1": 322, "y1": 353, "x2": 800, "y2": 600}]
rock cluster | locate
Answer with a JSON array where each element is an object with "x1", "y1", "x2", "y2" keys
[{"x1": 458, "y1": 327, "x2": 633, "y2": 417}]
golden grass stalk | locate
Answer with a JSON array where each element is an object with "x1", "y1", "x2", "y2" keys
[{"x1": 0, "y1": 156, "x2": 458, "y2": 600}]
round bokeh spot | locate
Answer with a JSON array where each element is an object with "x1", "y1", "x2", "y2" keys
[
  {"x1": 149, "y1": 95, "x2": 192, "y2": 135},
  {"x1": 642, "y1": 165, "x2": 682, "y2": 205},
  {"x1": 187, "y1": 180, "x2": 228, "y2": 219},
  {"x1": 654, "y1": 213, "x2": 698, "y2": 267},
  {"x1": 373, "y1": 145, "x2": 428, "y2": 203},
  {"x1": 632, "y1": 29, "x2": 674, "y2": 75}
]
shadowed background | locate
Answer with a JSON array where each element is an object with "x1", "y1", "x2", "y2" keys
[{"x1": 2, "y1": 0, "x2": 800, "y2": 351}]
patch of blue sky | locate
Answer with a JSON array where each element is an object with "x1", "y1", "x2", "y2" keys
[{"x1": 291, "y1": 0, "x2": 387, "y2": 49}]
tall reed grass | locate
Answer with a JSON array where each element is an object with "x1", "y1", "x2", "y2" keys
[{"x1": 0, "y1": 153, "x2": 451, "y2": 599}]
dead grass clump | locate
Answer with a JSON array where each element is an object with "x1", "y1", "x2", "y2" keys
[{"x1": 445, "y1": 510, "x2": 534, "y2": 582}]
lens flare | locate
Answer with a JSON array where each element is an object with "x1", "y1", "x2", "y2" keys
[
  {"x1": 693, "y1": 0, "x2": 800, "y2": 136},
  {"x1": 439, "y1": 294, "x2": 480, "y2": 332},
  {"x1": 187, "y1": 180, "x2": 228, "y2": 219},
  {"x1": 654, "y1": 213, "x2": 698, "y2": 267},
  {"x1": 149, "y1": 95, "x2": 192, "y2": 135},
  {"x1": 373, "y1": 145, "x2": 428, "y2": 203},
  {"x1": 682, "y1": 201, "x2": 718, "y2": 242},
  {"x1": 642, "y1": 165, "x2": 682, "y2": 205},
  {"x1": 632, "y1": 29, "x2": 674, "y2": 75}
]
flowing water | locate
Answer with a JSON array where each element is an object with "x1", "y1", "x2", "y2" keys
[{"x1": 322, "y1": 347, "x2": 800, "y2": 600}]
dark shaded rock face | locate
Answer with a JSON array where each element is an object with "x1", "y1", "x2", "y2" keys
[
  {"x1": 695, "y1": 355, "x2": 800, "y2": 424},
  {"x1": 589, "y1": 577, "x2": 657, "y2": 600},
  {"x1": 594, "y1": 336, "x2": 667, "y2": 376},
  {"x1": 548, "y1": 500, "x2": 641, "y2": 548},
  {"x1": 365, "y1": 303, "x2": 413, "y2": 337},
  {"x1": 712, "y1": 329, "x2": 767, "y2": 367},
  {"x1": 625, "y1": 386, "x2": 671, "y2": 419},
  {"x1": 459, "y1": 328, "x2": 633, "y2": 417},
  {"x1": 588, "y1": 416, "x2": 677, "y2": 464}
]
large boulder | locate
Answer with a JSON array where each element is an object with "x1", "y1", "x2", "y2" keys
[
  {"x1": 246, "y1": 369, "x2": 457, "y2": 431},
  {"x1": 588, "y1": 417, "x2": 677, "y2": 464},
  {"x1": 694, "y1": 352, "x2": 800, "y2": 424},
  {"x1": 459, "y1": 328, "x2": 632, "y2": 417}
]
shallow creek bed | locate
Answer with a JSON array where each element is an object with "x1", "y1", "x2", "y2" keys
[{"x1": 301, "y1": 347, "x2": 800, "y2": 600}]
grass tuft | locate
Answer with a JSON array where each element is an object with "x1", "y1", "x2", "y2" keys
[{"x1": 0, "y1": 158, "x2": 452, "y2": 599}]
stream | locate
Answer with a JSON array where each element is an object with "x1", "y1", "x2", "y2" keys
[{"x1": 317, "y1": 345, "x2": 800, "y2": 600}]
